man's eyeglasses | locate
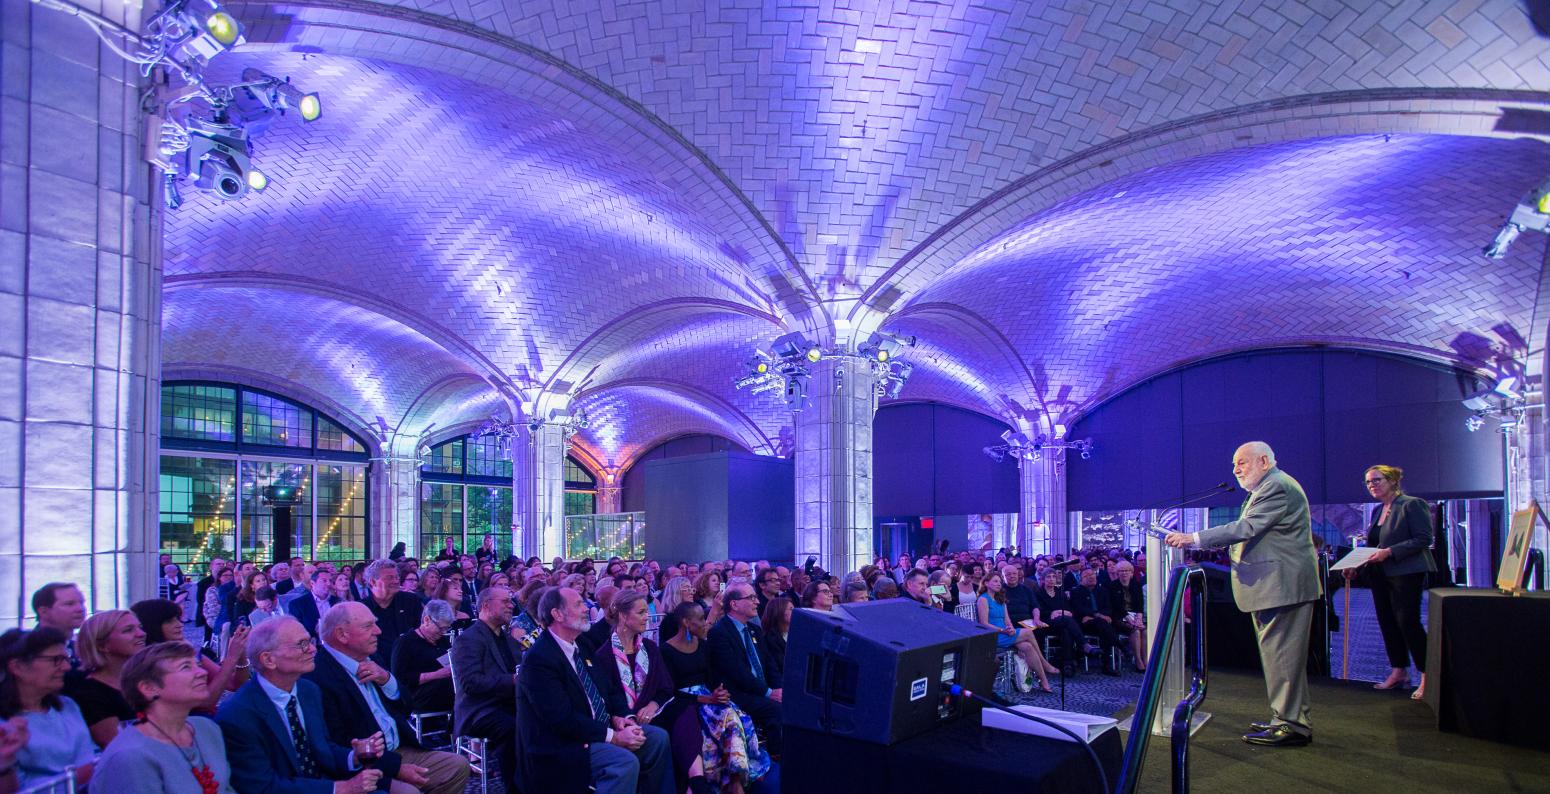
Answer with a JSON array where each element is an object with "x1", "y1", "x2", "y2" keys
[
  {"x1": 287, "y1": 638, "x2": 316, "y2": 653},
  {"x1": 32, "y1": 653, "x2": 70, "y2": 667},
  {"x1": 728, "y1": 593, "x2": 757, "y2": 601}
]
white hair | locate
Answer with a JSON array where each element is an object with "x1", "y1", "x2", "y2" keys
[
  {"x1": 1240, "y1": 440, "x2": 1276, "y2": 467},
  {"x1": 318, "y1": 601, "x2": 368, "y2": 645},
  {"x1": 247, "y1": 615, "x2": 302, "y2": 663},
  {"x1": 363, "y1": 558, "x2": 396, "y2": 585}
]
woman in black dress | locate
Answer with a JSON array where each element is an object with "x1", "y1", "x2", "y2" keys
[
  {"x1": 64, "y1": 609, "x2": 144, "y2": 748},
  {"x1": 758, "y1": 598, "x2": 791, "y2": 687},
  {"x1": 391, "y1": 600, "x2": 455, "y2": 714},
  {"x1": 660, "y1": 602, "x2": 770, "y2": 792}
]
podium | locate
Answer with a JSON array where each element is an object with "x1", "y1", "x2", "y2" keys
[{"x1": 1142, "y1": 528, "x2": 1212, "y2": 737}]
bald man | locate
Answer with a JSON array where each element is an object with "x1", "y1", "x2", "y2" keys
[{"x1": 1165, "y1": 441, "x2": 1321, "y2": 748}]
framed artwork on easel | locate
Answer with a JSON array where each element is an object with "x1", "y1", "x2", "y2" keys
[{"x1": 1497, "y1": 499, "x2": 1549, "y2": 593}]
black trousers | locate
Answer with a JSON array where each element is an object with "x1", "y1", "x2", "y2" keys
[
  {"x1": 737, "y1": 695, "x2": 783, "y2": 757},
  {"x1": 1370, "y1": 570, "x2": 1428, "y2": 671},
  {"x1": 1079, "y1": 616, "x2": 1120, "y2": 654},
  {"x1": 465, "y1": 710, "x2": 518, "y2": 794},
  {"x1": 1042, "y1": 616, "x2": 1087, "y2": 660}
]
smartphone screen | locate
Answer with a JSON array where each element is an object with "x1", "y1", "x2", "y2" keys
[{"x1": 928, "y1": 585, "x2": 947, "y2": 596}]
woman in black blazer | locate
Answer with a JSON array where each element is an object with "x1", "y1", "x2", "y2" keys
[
  {"x1": 759, "y1": 596, "x2": 792, "y2": 687},
  {"x1": 1356, "y1": 465, "x2": 1437, "y2": 699}
]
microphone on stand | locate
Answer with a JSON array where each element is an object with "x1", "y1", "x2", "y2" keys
[{"x1": 1132, "y1": 483, "x2": 1235, "y2": 540}]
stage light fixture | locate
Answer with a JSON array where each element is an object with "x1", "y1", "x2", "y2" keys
[
  {"x1": 1484, "y1": 175, "x2": 1550, "y2": 259},
  {"x1": 245, "y1": 168, "x2": 267, "y2": 191},
  {"x1": 1465, "y1": 414, "x2": 1485, "y2": 432}
]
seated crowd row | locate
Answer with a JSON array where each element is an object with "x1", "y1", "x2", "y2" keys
[{"x1": 0, "y1": 545, "x2": 1149, "y2": 794}]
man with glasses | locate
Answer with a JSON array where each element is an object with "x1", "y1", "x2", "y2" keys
[
  {"x1": 218, "y1": 617, "x2": 386, "y2": 794},
  {"x1": 707, "y1": 583, "x2": 783, "y2": 756},
  {"x1": 452, "y1": 586, "x2": 523, "y2": 794}
]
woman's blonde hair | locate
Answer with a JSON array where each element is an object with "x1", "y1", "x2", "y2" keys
[
  {"x1": 1365, "y1": 465, "x2": 1404, "y2": 493},
  {"x1": 77, "y1": 609, "x2": 136, "y2": 673}
]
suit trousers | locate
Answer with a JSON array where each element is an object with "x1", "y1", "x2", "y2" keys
[
  {"x1": 589, "y1": 724, "x2": 673, "y2": 794},
  {"x1": 387, "y1": 747, "x2": 470, "y2": 794},
  {"x1": 1251, "y1": 600, "x2": 1314, "y2": 735},
  {"x1": 464, "y1": 711, "x2": 517, "y2": 794},
  {"x1": 1369, "y1": 571, "x2": 1427, "y2": 672}
]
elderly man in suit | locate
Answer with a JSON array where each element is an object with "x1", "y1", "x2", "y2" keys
[
  {"x1": 1166, "y1": 441, "x2": 1321, "y2": 747},
  {"x1": 515, "y1": 586, "x2": 672, "y2": 794},
  {"x1": 451, "y1": 585, "x2": 523, "y2": 794},
  {"x1": 216, "y1": 616, "x2": 386, "y2": 794},
  {"x1": 707, "y1": 581, "x2": 783, "y2": 755},
  {"x1": 306, "y1": 602, "x2": 470, "y2": 794}
]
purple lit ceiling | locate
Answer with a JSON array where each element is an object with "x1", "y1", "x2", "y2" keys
[{"x1": 159, "y1": 0, "x2": 1550, "y2": 469}]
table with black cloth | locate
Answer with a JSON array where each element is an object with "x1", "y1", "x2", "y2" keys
[
  {"x1": 783, "y1": 715, "x2": 1122, "y2": 793},
  {"x1": 1423, "y1": 588, "x2": 1550, "y2": 749}
]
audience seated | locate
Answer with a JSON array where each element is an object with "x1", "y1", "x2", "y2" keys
[
  {"x1": 515, "y1": 586, "x2": 673, "y2": 794},
  {"x1": 800, "y1": 580, "x2": 834, "y2": 611},
  {"x1": 1108, "y1": 560, "x2": 1148, "y2": 672},
  {"x1": 578, "y1": 585, "x2": 621, "y2": 655},
  {"x1": 707, "y1": 583, "x2": 783, "y2": 757},
  {"x1": 359, "y1": 560, "x2": 424, "y2": 667},
  {"x1": 288, "y1": 569, "x2": 342, "y2": 638},
  {"x1": 231, "y1": 569, "x2": 269, "y2": 627},
  {"x1": 131, "y1": 598, "x2": 250, "y2": 714},
  {"x1": 304, "y1": 603, "x2": 470, "y2": 794},
  {"x1": 0, "y1": 627, "x2": 95, "y2": 789},
  {"x1": 216, "y1": 616, "x2": 384, "y2": 794},
  {"x1": 92, "y1": 641, "x2": 236, "y2": 794},
  {"x1": 32, "y1": 584, "x2": 87, "y2": 669},
  {"x1": 1033, "y1": 569, "x2": 1090, "y2": 676},
  {"x1": 64, "y1": 609, "x2": 145, "y2": 748},
  {"x1": 659, "y1": 601, "x2": 771, "y2": 791},
  {"x1": 391, "y1": 600, "x2": 455, "y2": 717},
  {"x1": 450, "y1": 586, "x2": 522, "y2": 794},
  {"x1": 1069, "y1": 568, "x2": 1122, "y2": 676},
  {"x1": 870, "y1": 577, "x2": 899, "y2": 600},
  {"x1": 759, "y1": 597, "x2": 793, "y2": 687}
]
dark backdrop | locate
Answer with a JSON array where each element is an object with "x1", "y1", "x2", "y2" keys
[
  {"x1": 1066, "y1": 349, "x2": 1502, "y2": 511},
  {"x1": 873, "y1": 402, "x2": 1020, "y2": 516},
  {"x1": 621, "y1": 433, "x2": 749, "y2": 512}
]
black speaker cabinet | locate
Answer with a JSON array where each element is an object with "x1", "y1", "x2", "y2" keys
[{"x1": 781, "y1": 599, "x2": 999, "y2": 745}]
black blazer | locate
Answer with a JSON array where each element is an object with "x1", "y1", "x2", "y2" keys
[
  {"x1": 451, "y1": 620, "x2": 523, "y2": 737},
  {"x1": 706, "y1": 616, "x2": 775, "y2": 708},
  {"x1": 761, "y1": 627, "x2": 787, "y2": 687},
  {"x1": 286, "y1": 594, "x2": 340, "y2": 638},
  {"x1": 515, "y1": 631, "x2": 626, "y2": 792},
  {"x1": 1067, "y1": 583, "x2": 1111, "y2": 622},
  {"x1": 1107, "y1": 579, "x2": 1145, "y2": 624},
  {"x1": 1367, "y1": 494, "x2": 1438, "y2": 577},
  {"x1": 302, "y1": 646, "x2": 419, "y2": 781},
  {"x1": 215, "y1": 677, "x2": 357, "y2": 794}
]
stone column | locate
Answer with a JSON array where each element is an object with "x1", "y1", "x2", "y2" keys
[
  {"x1": 514, "y1": 423, "x2": 566, "y2": 562},
  {"x1": 596, "y1": 470, "x2": 622, "y2": 515},
  {"x1": 370, "y1": 446, "x2": 419, "y2": 559},
  {"x1": 1019, "y1": 454, "x2": 1068, "y2": 557},
  {"x1": 0, "y1": 0, "x2": 158, "y2": 622},
  {"x1": 794, "y1": 358, "x2": 878, "y2": 577}
]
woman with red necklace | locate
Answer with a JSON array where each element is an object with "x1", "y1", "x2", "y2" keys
[{"x1": 92, "y1": 642, "x2": 234, "y2": 794}]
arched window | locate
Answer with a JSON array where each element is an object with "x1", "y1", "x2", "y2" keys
[
  {"x1": 159, "y1": 382, "x2": 371, "y2": 565},
  {"x1": 564, "y1": 457, "x2": 597, "y2": 516},
  {"x1": 419, "y1": 440, "x2": 599, "y2": 559}
]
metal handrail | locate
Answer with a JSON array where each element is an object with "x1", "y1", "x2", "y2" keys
[{"x1": 1115, "y1": 564, "x2": 1209, "y2": 794}]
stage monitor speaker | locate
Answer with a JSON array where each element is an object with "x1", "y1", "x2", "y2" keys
[{"x1": 782, "y1": 599, "x2": 999, "y2": 745}]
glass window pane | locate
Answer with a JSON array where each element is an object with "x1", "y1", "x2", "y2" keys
[
  {"x1": 242, "y1": 392, "x2": 313, "y2": 448},
  {"x1": 564, "y1": 456, "x2": 595, "y2": 488},
  {"x1": 241, "y1": 461, "x2": 313, "y2": 562},
  {"x1": 317, "y1": 417, "x2": 366, "y2": 454},
  {"x1": 419, "y1": 483, "x2": 464, "y2": 556},
  {"x1": 466, "y1": 486, "x2": 513, "y2": 560},
  {"x1": 423, "y1": 440, "x2": 464, "y2": 476},
  {"x1": 467, "y1": 436, "x2": 513, "y2": 479},
  {"x1": 159, "y1": 455, "x2": 237, "y2": 566},
  {"x1": 316, "y1": 464, "x2": 367, "y2": 562},
  {"x1": 161, "y1": 385, "x2": 237, "y2": 443},
  {"x1": 564, "y1": 491, "x2": 595, "y2": 517}
]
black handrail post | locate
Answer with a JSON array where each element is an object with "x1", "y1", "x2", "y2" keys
[{"x1": 1170, "y1": 568, "x2": 1209, "y2": 794}]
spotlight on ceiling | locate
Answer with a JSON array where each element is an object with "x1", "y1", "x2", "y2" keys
[
  {"x1": 182, "y1": 116, "x2": 259, "y2": 201},
  {"x1": 858, "y1": 332, "x2": 916, "y2": 363},
  {"x1": 1484, "y1": 175, "x2": 1550, "y2": 259},
  {"x1": 233, "y1": 68, "x2": 323, "y2": 128},
  {"x1": 144, "y1": 0, "x2": 247, "y2": 67},
  {"x1": 770, "y1": 332, "x2": 821, "y2": 362}
]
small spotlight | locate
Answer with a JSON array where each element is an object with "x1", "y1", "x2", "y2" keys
[
  {"x1": 805, "y1": 346, "x2": 823, "y2": 363},
  {"x1": 755, "y1": 361, "x2": 769, "y2": 375},
  {"x1": 204, "y1": 10, "x2": 240, "y2": 45},
  {"x1": 1465, "y1": 415, "x2": 1485, "y2": 432},
  {"x1": 297, "y1": 93, "x2": 322, "y2": 122},
  {"x1": 245, "y1": 168, "x2": 268, "y2": 191}
]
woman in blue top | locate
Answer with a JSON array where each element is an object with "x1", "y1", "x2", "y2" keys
[
  {"x1": 0, "y1": 627, "x2": 96, "y2": 789},
  {"x1": 977, "y1": 572, "x2": 1053, "y2": 693}
]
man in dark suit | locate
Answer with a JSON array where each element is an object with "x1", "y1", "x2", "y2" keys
[
  {"x1": 360, "y1": 559, "x2": 423, "y2": 667},
  {"x1": 451, "y1": 586, "x2": 522, "y2": 794},
  {"x1": 1167, "y1": 441, "x2": 1322, "y2": 747},
  {"x1": 754, "y1": 568, "x2": 782, "y2": 617},
  {"x1": 288, "y1": 569, "x2": 341, "y2": 638},
  {"x1": 306, "y1": 602, "x2": 469, "y2": 794},
  {"x1": 217, "y1": 616, "x2": 386, "y2": 794},
  {"x1": 707, "y1": 582, "x2": 783, "y2": 755},
  {"x1": 1070, "y1": 567, "x2": 1121, "y2": 676},
  {"x1": 276, "y1": 556, "x2": 307, "y2": 595},
  {"x1": 516, "y1": 586, "x2": 672, "y2": 794}
]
